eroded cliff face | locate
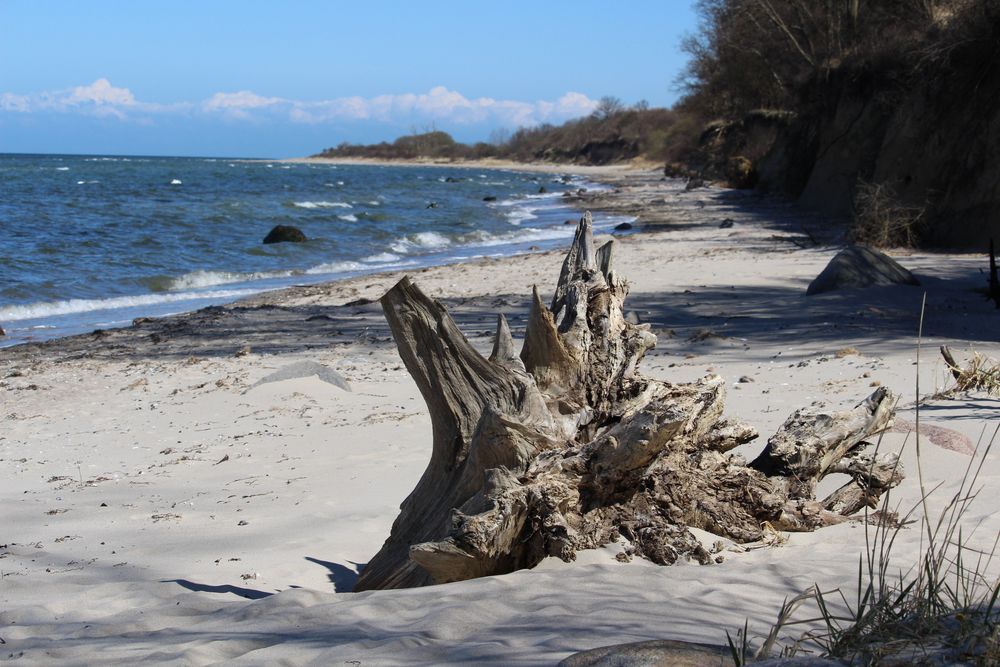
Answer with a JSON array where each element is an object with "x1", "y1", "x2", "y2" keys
[{"x1": 752, "y1": 38, "x2": 1000, "y2": 249}]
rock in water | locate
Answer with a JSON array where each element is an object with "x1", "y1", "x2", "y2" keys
[
  {"x1": 262, "y1": 225, "x2": 307, "y2": 244},
  {"x1": 807, "y1": 245, "x2": 919, "y2": 295},
  {"x1": 614, "y1": 222, "x2": 633, "y2": 231}
]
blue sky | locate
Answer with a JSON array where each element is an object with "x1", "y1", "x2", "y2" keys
[{"x1": 0, "y1": 1, "x2": 698, "y2": 157}]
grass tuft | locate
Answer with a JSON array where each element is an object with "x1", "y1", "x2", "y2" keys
[{"x1": 732, "y1": 302, "x2": 999, "y2": 664}]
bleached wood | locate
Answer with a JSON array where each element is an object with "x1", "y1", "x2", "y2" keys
[{"x1": 354, "y1": 214, "x2": 903, "y2": 591}]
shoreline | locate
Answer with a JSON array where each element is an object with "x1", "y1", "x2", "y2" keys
[
  {"x1": 0, "y1": 160, "x2": 633, "y2": 351},
  {"x1": 1, "y1": 168, "x2": 997, "y2": 664},
  {"x1": 281, "y1": 155, "x2": 661, "y2": 175}
]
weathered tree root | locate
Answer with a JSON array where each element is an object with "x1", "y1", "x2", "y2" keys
[{"x1": 354, "y1": 213, "x2": 902, "y2": 591}]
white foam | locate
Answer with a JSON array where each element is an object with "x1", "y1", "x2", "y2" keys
[
  {"x1": 304, "y1": 260, "x2": 366, "y2": 275},
  {"x1": 505, "y1": 207, "x2": 538, "y2": 225},
  {"x1": 55, "y1": 167, "x2": 70, "y2": 171},
  {"x1": 462, "y1": 227, "x2": 572, "y2": 248},
  {"x1": 363, "y1": 252, "x2": 401, "y2": 263},
  {"x1": 293, "y1": 201, "x2": 352, "y2": 209},
  {"x1": 170, "y1": 179, "x2": 182, "y2": 185},
  {"x1": 390, "y1": 231, "x2": 452, "y2": 254},
  {"x1": 337, "y1": 214, "x2": 358, "y2": 222},
  {"x1": 167, "y1": 269, "x2": 295, "y2": 291},
  {"x1": 0, "y1": 289, "x2": 257, "y2": 322}
]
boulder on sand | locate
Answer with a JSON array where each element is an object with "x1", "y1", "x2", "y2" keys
[
  {"x1": 262, "y1": 225, "x2": 307, "y2": 244},
  {"x1": 807, "y1": 245, "x2": 919, "y2": 295}
]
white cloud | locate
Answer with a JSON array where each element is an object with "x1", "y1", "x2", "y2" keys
[
  {"x1": 67, "y1": 78, "x2": 136, "y2": 107},
  {"x1": 0, "y1": 93, "x2": 30, "y2": 113},
  {"x1": 0, "y1": 80, "x2": 600, "y2": 130},
  {"x1": 203, "y1": 90, "x2": 279, "y2": 110},
  {"x1": 0, "y1": 79, "x2": 173, "y2": 119},
  {"x1": 250, "y1": 85, "x2": 599, "y2": 128}
]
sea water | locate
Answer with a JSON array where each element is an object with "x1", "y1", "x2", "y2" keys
[{"x1": 0, "y1": 154, "x2": 631, "y2": 347}]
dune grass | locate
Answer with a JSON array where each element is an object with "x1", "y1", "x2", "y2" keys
[{"x1": 729, "y1": 299, "x2": 1000, "y2": 665}]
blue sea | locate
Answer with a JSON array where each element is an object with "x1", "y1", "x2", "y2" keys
[{"x1": 0, "y1": 154, "x2": 631, "y2": 347}]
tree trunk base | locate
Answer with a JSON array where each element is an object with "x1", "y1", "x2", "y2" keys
[{"x1": 355, "y1": 213, "x2": 902, "y2": 591}]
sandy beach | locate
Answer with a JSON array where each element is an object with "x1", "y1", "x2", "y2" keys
[{"x1": 2, "y1": 167, "x2": 997, "y2": 665}]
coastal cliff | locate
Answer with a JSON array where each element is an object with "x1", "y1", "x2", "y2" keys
[
  {"x1": 758, "y1": 45, "x2": 1000, "y2": 248},
  {"x1": 681, "y1": 0, "x2": 1000, "y2": 249}
]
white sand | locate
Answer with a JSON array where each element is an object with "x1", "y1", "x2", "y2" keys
[{"x1": 1, "y1": 173, "x2": 997, "y2": 665}]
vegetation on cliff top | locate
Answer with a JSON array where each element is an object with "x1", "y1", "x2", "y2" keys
[
  {"x1": 678, "y1": 0, "x2": 1000, "y2": 247},
  {"x1": 315, "y1": 98, "x2": 695, "y2": 166},
  {"x1": 317, "y1": 0, "x2": 999, "y2": 247}
]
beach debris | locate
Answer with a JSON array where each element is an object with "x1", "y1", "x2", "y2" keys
[
  {"x1": 262, "y1": 225, "x2": 307, "y2": 244},
  {"x1": 355, "y1": 213, "x2": 902, "y2": 591},
  {"x1": 806, "y1": 245, "x2": 919, "y2": 295},
  {"x1": 249, "y1": 360, "x2": 351, "y2": 392},
  {"x1": 940, "y1": 345, "x2": 1000, "y2": 396}
]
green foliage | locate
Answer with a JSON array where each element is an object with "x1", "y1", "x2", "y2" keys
[
  {"x1": 316, "y1": 131, "x2": 491, "y2": 161},
  {"x1": 314, "y1": 106, "x2": 694, "y2": 166}
]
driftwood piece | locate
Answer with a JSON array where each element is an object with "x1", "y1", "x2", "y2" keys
[{"x1": 354, "y1": 213, "x2": 902, "y2": 591}]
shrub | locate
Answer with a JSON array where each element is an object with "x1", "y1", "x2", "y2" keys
[{"x1": 850, "y1": 180, "x2": 927, "y2": 248}]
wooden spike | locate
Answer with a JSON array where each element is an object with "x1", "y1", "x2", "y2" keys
[
  {"x1": 489, "y1": 313, "x2": 524, "y2": 372},
  {"x1": 596, "y1": 239, "x2": 615, "y2": 280},
  {"x1": 551, "y1": 212, "x2": 596, "y2": 313},
  {"x1": 520, "y1": 286, "x2": 577, "y2": 396}
]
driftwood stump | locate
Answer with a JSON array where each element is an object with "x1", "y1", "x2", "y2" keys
[{"x1": 355, "y1": 213, "x2": 902, "y2": 591}]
